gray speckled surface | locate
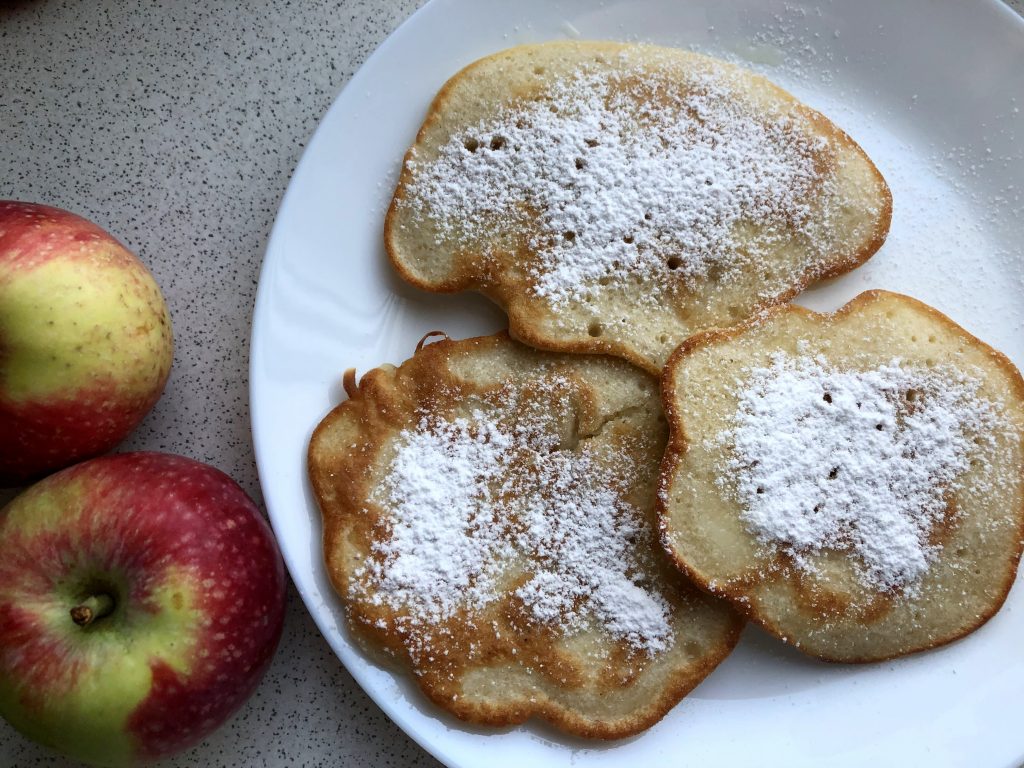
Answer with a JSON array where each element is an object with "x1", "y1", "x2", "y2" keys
[
  {"x1": 0, "y1": 1, "x2": 435, "y2": 766},
  {"x1": 1, "y1": 1, "x2": 1022, "y2": 766}
]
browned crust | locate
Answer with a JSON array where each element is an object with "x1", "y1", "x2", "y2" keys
[
  {"x1": 384, "y1": 41, "x2": 893, "y2": 375},
  {"x1": 308, "y1": 332, "x2": 743, "y2": 738},
  {"x1": 413, "y1": 610, "x2": 743, "y2": 740},
  {"x1": 656, "y1": 289, "x2": 1024, "y2": 662},
  {"x1": 476, "y1": 646, "x2": 738, "y2": 737}
]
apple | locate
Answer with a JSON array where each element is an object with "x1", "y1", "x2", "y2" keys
[
  {"x1": 0, "y1": 201, "x2": 174, "y2": 486},
  {"x1": 0, "y1": 452, "x2": 287, "y2": 767}
]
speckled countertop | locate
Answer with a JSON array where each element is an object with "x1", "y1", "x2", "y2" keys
[
  {"x1": 0, "y1": 1, "x2": 434, "y2": 766},
  {"x1": 1, "y1": 1, "x2": 1021, "y2": 766}
]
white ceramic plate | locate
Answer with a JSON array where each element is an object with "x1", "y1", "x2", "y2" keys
[{"x1": 250, "y1": 1, "x2": 1024, "y2": 765}]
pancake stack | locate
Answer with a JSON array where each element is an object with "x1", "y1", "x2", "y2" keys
[{"x1": 308, "y1": 41, "x2": 1024, "y2": 738}]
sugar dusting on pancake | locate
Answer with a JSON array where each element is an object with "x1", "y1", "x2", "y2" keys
[
  {"x1": 402, "y1": 57, "x2": 833, "y2": 306},
  {"x1": 352, "y1": 388, "x2": 673, "y2": 659},
  {"x1": 718, "y1": 352, "x2": 1007, "y2": 593}
]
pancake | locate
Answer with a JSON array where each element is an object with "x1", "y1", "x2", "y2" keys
[
  {"x1": 308, "y1": 333, "x2": 742, "y2": 737},
  {"x1": 385, "y1": 41, "x2": 891, "y2": 373},
  {"x1": 658, "y1": 291, "x2": 1024, "y2": 661}
]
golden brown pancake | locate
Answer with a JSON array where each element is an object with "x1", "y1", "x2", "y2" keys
[
  {"x1": 659, "y1": 291, "x2": 1024, "y2": 662},
  {"x1": 309, "y1": 333, "x2": 742, "y2": 737},
  {"x1": 386, "y1": 41, "x2": 891, "y2": 373}
]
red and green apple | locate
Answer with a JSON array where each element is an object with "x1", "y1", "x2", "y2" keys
[
  {"x1": 0, "y1": 452, "x2": 287, "y2": 766},
  {"x1": 0, "y1": 201, "x2": 174, "y2": 486}
]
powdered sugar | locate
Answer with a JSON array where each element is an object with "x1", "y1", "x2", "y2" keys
[
  {"x1": 719, "y1": 353, "x2": 1003, "y2": 592},
  {"x1": 356, "y1": 416, "x2": 512, "y2": 623},
  {"x1": 354, "y1": 404, "x2": 672, "y2": 655},
  {"x1": 509, "y1": 450, "x2": 672, "y2": 653},
  {"x1": 403, "y1": 57, "x2": 828, "y2": 305}
]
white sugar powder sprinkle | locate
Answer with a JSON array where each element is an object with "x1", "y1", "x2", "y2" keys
[
  {"x1": 357, "y1": 417, "x2": 512, "y2": 622},
  {"x1": 404, "y1": 59, "x2": 828, "y2": 304},
  {"x1": 510, "y1": 452, "x2": 672, "y2": 653},
  {"x1": 355, "y1": 408, "x2": 672, "y2": 655},
  {"x1": 719, "y1": 354, "x2": 1003, "y2": 592}
]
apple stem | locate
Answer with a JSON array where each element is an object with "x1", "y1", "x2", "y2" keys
[{"x1": 70, "y1": 593, "x2": 115, "y2": 627}]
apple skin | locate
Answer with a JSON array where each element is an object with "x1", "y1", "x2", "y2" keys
[
  {"x1": 0, "y1": 452, "x2": 287, "y2": 767},
  {"x1": 0, "y1": 201, "x2": 174, "y2": 487}
]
